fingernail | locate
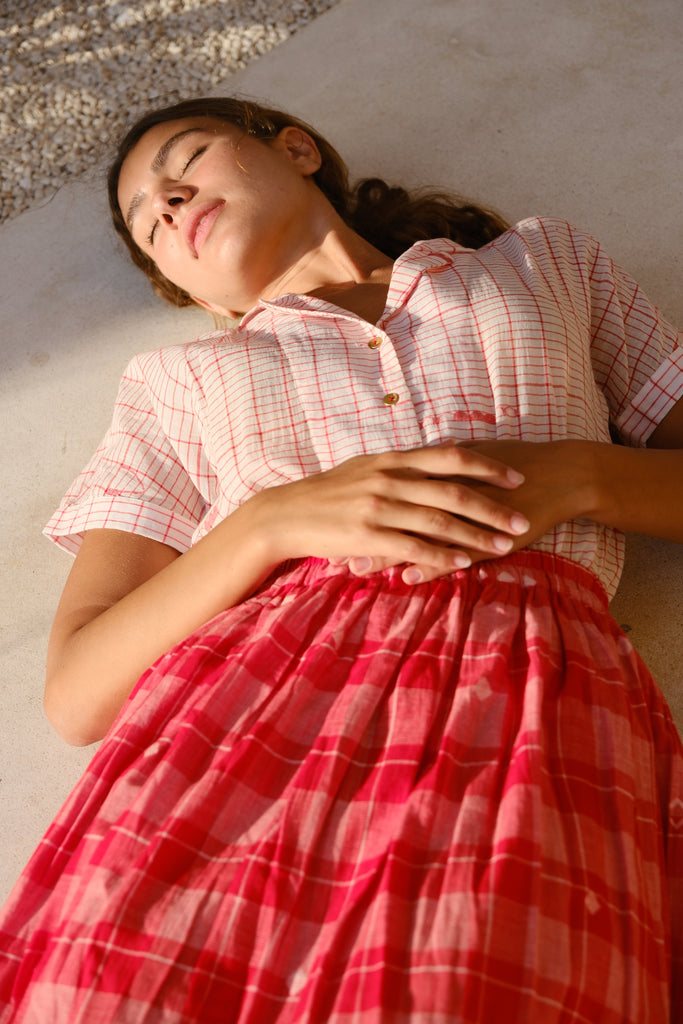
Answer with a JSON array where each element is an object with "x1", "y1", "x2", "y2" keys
[
  {"x1": 350, "y1": 556, "x2": 372, "y2": 573},
  {"x1": 403, "y1": 567, "x2": 423, "y2": 585},
  {"x1": 453, "y1": 553, "x2": 472, "y2": 569},
  {"x1": 510, "y1": 514, "x2": 530, "y2": 534},
  {"x1": 507, "y1": 469, "x2": 525, "y2": 486},
  {"x1": 493, "y1": 536, "x2": 514, "y2": 553}
]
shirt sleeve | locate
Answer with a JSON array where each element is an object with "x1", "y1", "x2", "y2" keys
[
  {"x1": 577, "y1": 224, "x2": 683, "y2": 446},
  {"x1": 44, "y1": 351, "x2": 211, "y2": 556}
]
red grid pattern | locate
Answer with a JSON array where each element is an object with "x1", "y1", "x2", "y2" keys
[
  {"x1": 0, "y1": 553, "x2": 681, "y2": 1022},
  {"x1": 45, "y1": 218, "x2": 682, "y2": 598},
  {"x1": 3, "y1": 219, "x2": 680, "y2": 1020}
]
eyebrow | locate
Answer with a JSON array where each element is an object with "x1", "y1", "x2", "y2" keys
[{"x1": 124, "y1": 127, "x2": 203, "y2": 233}]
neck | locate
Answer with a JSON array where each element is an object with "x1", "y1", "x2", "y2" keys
[
  {"x1": 262, "y1": 195, "x2": 394, "y2": 290},
  {"x1": 267, "y1": 225, "x2": 394, "y2": 323},
  {"x1": 308, "y1": 276, "x2": 393, "y2": 323}
]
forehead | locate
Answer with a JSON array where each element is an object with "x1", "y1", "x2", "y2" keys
[
  {"x1": 132, "y1": 115, "x2": 236, "y2": 157},
  {"x1": 117, "y1": 116, "x2": 239, "y2": 206}
]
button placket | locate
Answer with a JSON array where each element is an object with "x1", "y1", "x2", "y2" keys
[
  {"x1": 261, "y1": 303, "x2": 422, "y2": 457},
  {"x1": 364, "y1": 330, "x2": 403, "y2": 407}
]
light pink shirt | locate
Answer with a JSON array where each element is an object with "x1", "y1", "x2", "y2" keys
[{"x1": 45, "y1": 218, "x2": 683, "y2": 597}]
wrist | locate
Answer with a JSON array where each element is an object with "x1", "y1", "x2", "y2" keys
[
  {"x1": 569, "y1": 440, "x2": 610, "y2": 523},
  {"x1": 234, "y1": 488, "x2": 291, "y2": 569},
  {"x1": 577, "y1": 440, "x2": 647, "y2": 529}
]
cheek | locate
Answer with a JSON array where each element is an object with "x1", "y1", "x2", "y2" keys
[{"x1": 155, "y1": 238, "x2": 191, "y2": 282}]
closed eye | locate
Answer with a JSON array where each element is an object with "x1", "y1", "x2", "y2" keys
[
  {"x1": 180, "y1": 146, "x2": 207, "y2": 175},
  {"x1": 144, "y1": 145, "x2": 208, "y2": 247}
]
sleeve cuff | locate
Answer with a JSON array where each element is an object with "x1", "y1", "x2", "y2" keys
[
  {"x1": 615, "y1": 347, "x2": 683, "y2": 446},
  {"x1": 43, "y1": 496, "x2": 199, "y2": 556}
]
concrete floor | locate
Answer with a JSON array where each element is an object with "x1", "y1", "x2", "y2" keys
[{"x1": 1, "y1": 0, "x2": 681, "y2": 904}]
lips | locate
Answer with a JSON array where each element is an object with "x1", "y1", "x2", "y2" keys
[{"x1": 183, "y1": 201, "x2": 225, "y2": 257}]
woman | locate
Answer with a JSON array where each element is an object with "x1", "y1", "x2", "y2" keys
[{"x1": 0, "y1": 97, "x2": 681, "y2": 1022}]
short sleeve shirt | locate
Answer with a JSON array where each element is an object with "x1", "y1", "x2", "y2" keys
[{"x1": 44, "y1": 218, "x2": 683, "y2": 598}]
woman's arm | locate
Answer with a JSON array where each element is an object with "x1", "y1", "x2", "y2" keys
[
  {"x1": 45, "y1": 444, "x2": 528, "y2": 746},
  {"x1": 445, "y1": 397, "x2": 683, "y2": 560},
  {"x1": 468, "y1": 396, "x2": 683, "y2": 543},
  {"x1": 348, "y1": 397, "x2": 683, "y2": 584},
  {"x1": 589, "y1": 396, "x2": 683, "y2": 537}
]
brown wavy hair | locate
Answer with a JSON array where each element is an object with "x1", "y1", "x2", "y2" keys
[{"x1": 108, "y1": 96, "x2": 509, "y2": 308}]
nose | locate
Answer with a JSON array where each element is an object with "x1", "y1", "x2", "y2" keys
[{"x1": 151, "y1": 185, "x2": 193, "y2": 225}]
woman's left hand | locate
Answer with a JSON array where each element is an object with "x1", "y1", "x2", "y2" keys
[{"x1": 339, "y1": 439, "x2": 596, "y2": 584}]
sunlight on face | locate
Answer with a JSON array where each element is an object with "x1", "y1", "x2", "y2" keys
[{"x1": 117, "y1": 117, "x2": 326, "y2": 315}]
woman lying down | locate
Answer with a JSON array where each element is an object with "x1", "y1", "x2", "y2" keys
[{"x1": 0, "y1": 96, "x2": 681, "y2": 1023}]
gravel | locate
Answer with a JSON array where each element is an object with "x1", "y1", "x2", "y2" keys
[{"x1": 0, "y1": 0, "x2": 339, "y2": 224}]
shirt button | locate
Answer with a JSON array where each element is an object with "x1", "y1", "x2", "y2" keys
[
  {"x1": 382, "y1": 392, "x2": 400, "y2": 405},
  {"x1": 368, "y1": 336, "x2": 383, "y2": 349}
]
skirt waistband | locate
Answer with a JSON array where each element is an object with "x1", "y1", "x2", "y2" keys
[{"x1": 256, "y1": 549, "x2": 610, "y2": 610}]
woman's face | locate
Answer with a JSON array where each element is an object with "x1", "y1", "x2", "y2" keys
[{"x1": 117, "y1": 116, "x2": 324, "y2": 315}]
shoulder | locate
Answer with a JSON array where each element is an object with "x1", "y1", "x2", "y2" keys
[
  {"x1": 122, "y1": 324, "x2": 250, "y2": 389},
  {"x1": 127, "y1": 327, "x2": 236, "y2": 372},
  {"x1": 482, "y1": 217, "x2": 605, "y2": 283},
  {"x1": 416, "y1": 218, "x2": 601, "y2": 272},
  {"x1": 496, "y1": 216, "x2": 598, "y2": 253}
]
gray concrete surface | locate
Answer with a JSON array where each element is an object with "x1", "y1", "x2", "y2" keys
[{"x1": 1, "y1": 0, "x2": 681, "y2": 904}]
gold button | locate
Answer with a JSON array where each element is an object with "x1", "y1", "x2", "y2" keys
[
  {"x1": 382, "y1": 392, "x2": 400, "y2": 405},
  {"x1": 368, "y1": 336, "x2": 382, "y2": 349}
]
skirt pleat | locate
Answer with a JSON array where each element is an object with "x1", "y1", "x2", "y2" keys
[{"x1": 0, "y1": 551, "x2": 681, "y2": 1023}]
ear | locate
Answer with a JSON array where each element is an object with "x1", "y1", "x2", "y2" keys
[{"x1": 271, "y1": 126, "x2": 322, "y2": 177}]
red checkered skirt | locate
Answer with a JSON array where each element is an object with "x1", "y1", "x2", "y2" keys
[{"x1": 1, "y1": 551, "x2": 681, "y2": 1023}]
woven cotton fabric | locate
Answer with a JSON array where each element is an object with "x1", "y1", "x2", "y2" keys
[
  {"x1": 2, "y1": 217, "x2": 682, "y2": 1020},
  {"x1": 0, "y1": 553, "x2": 681, "y2": 1022},
  {"x1": 44, "y1": 218, "x2": 683, "y2": 598}
]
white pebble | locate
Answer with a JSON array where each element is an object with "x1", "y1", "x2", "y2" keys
[{"x1": 1, "y1": 0, "x2": 340, "y2": 224}]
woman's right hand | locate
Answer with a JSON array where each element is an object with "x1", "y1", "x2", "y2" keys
[
  {"x1": 45, "y1": 443, "x2": 527, "y2": 745},
  {"x1": 246, "y1": 443, "x2": 529, "y2": 579}
]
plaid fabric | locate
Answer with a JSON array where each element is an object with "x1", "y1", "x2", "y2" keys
[
  {"x1": 43, "y1": 218, "x2": 683, "y2": 599},
  {"x1": 1, "y1": 552, "x2": 681, "y2": 1022}
]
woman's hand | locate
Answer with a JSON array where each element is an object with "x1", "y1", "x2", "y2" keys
[
  {"x1": 245, "y1": 443, "x2": 531, "y2": 581},
  {"x1": 46, "y1": 442, "x2": 529, "y2": 745},
  {"x1": 456, "y1": 438, "x2": 596, "y2": 538},
  {"x1": 455, "y1": 433, "x2": 683, "y2": 549},
  {"x1": 331, "y1": 440, "x2": 598, "y2": 584}
]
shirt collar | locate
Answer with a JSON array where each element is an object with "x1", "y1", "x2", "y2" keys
[{"x1": 238, "y1": 237, "x2": 465, "y2": 329}]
